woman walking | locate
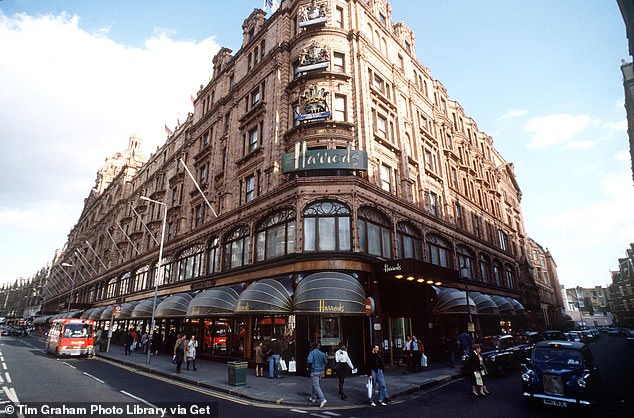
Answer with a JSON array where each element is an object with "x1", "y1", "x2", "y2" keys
[
  {"x1": 465, "y1": 343, "x2": 490, "y2": 396},
  {"x1": 334, "y1": 342, "x2": 355, "y2": 400},
  {"x1": 173, "y1": 333, "x2": 186, "y2": 374}
]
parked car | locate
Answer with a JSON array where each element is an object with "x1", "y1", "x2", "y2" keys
[
  {"x1": 541, "y1": 330, "x2": 565, "y2": 341},
  {"x1": 626, "y1": 329, "x2": 634, "y2": 345},
  {"x1": 11, "y1": 326, "x2": 27, "y2": 337},
  {"x1": 514, "y1": 331, "x2": 545, "y2": 359},
  {"x1": 567, "y1": 331, "x2": 583, "y2": 343},
  {"x1": 521, "y1": 340, "x2": 601, "y2": 408},
  {"x1": 0, "y1": 326, "x2": 10, "y2": 336},
  {"x1": 471, "y1": 334, "x2": 523, "y2": 376}
]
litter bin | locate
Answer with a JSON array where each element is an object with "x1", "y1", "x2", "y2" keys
[{"x1": 227, "y1": 361, "x2": 248, "y2": 386}]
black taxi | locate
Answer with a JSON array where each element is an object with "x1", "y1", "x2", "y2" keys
[{"x1": 521, "y1": 340, "x2": 601, "y2": 408}]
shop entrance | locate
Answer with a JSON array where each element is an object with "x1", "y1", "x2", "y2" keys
[{"x1": 381, "y1": 316, "x2": 412, "y2": 366}]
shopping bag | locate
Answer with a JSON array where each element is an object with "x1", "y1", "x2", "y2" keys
[
  {"x1": 474, "y1": 371, "x2": 483, "y2": 386},
  {"x1": 288, "y1": 360, "x2": 297, "y2": 372},
  {"x1": 366, "y1": 378, "x2": 373, "y2": 399},
  {"x1": 171, "y1": 355, "x2": 176, "y2": 365},
  {"x1": 421, "y1": 353, "x2": 428, "y2": 367},
  {"x1": 280, "y1": 359, "x2": 288, "y2": 371}
]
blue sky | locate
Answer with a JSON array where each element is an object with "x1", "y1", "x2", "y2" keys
[{"x1": 0, "y1": 0, "x2": 632, "y2": 290}]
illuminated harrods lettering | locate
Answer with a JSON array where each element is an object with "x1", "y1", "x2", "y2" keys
[
  {"x1": 238, "y1": 302, "x2": 250, "y2": 311},
  {"x1": 319, "y1": 299, "x2": 345, "y2": 313},
  {"x1": 281, "y1": 142, "x2": 368, "y2": 173},
  {"x1": 383, "y1": 263, "x2": 403, "y2": 273}
]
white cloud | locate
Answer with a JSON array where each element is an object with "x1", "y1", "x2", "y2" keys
[
  {"x1": 0, "y1": 11, "x2": 220, "y2": 283},
  {"x1": 524, "y1": 114, "x2": 591, "y2": 149},
  {"x1": 497, "y1": 108, "x2": 528, "y2": 121},
  {"x1": 615, "y1": 149, "x2": 631, "y2": 162}
]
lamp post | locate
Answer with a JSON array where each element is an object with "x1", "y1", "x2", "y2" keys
[
  {"x1": 140, "y1": 196, "x2": 168, "y2": 365},
  {"x1": 576, "y1": 287, "x2": 585, "y2": 328},
  {"x1": 61, "y1": 263, "x2": 76, "y2": 314},
  {"x1": 460, "y1": 264, "x2": 474, "y2": 337}
]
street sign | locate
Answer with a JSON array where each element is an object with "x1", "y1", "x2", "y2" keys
[
  {"x1": 114, "y1": 305, "x2": 122, "y2": 317},
  {"x1": 365, "y1": 297, "x2": 375, "y2": 317}
]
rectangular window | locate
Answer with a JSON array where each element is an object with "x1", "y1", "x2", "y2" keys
[
  {"x1": 398, "y1": 54, "x2": 404, "y2": 71},
  {"x1": 373, "y1": 74, "x2": 385, "y2": 93},
  {"x1": 424, "y1": 148, "x2": 437, "y2": 173},
  {"x1": 245, "y1": 175, "x2": 255, "y2": 202},
  {"x1": 380, "y1": 164, "x2": 391, "y2": 192},
  {"x1": 332, "y1": 52, "x2": 345, "y2": 72},
  {"x1": 198, "y1": 165, "x2": 207, "y2": 184},
  {"x1": 248, "y1": 126, "x2": 259, "y2": 153},
  {"x1": 376, "y1": 113, "x2": 387, "y2": 138},
  {"x1": 260, "y1": 40, "x2": 266, "y2": 60},
  {"x1": 333, "y1": 94, "x2": 347, "y2": 121},
  {"x1": 250, "y1": 88, "x2": 261, "y2": 108},
  {"x1": 429, "y1": 192, "x2": 438, "y2": 216},
  {"x1": 378, "y1": 12, "x2": 386, "y2": 25},
  {"x1": 335, "y1": 6, "x2": 344, "y2": 28}
]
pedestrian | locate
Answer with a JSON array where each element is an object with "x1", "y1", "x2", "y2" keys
[
  {"x1": 307, "y1": 341, "x2": 328, "y2": 408},
  {"x1": 268, "y1": 335, "x2": 283, "y2": 379},
  {"x1": 131, "y1": 328, "x2": 138, "y2": 352},
  {"x1": 140, "y1": 331, "x2": 149, "y2": 354},
  {"x1": 186, "y1": 334, "x2": 198, "y2": 371},
  {"x1": 404, "y1": 336, "x2": 413, "y2": 372},
  {"x1": 411, "y1": 335, "x2": 421, "y2": 372},
  {"x1": 95, "y1": 327, "x2": 103, "y2": 352},
  {"x1": 152, "y1": 330, "x2": 162, "y2": 355},
  {"x1": 465, "y1": 343, "x2": 490, "y2": 396},
  {"x1": 124, "y1": 328, "x2": 134, "y2": 355},
  {"x1": 366, "y1": 344, "x2": 388, "y2": 407},
  {"x1": 459, "y1": 330, "x2": 472, "y2": 356},
  {"x1": 254, "y1": 341, "x2": 264, "y2": 377},
  {"x1": 173, "y1": 333, "x2": 186, "y2": 374},
  {"x1": 334, "y1": 342, "x2": 355, "y2": 400}
]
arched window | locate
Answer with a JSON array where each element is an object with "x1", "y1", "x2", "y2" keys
[
  {"x1": 207, "y1": 237, "x2": 221, "y2": 274},
  {"x1": 303, "y1": 201, "x2": 351, "y2": 252},
  {"x1": 118, "y1": 272, "x2": 131, "y2": 296},
  {"x1": 457, "y1": 245, "x2": 476, "y2": 280},
  {"x1": 493, "y1": 260, "x2": 503, "y2": 286},
  {"x1": 177, "y1": 245, "x2": 205, "y2": 282},
  {"x1": 223, "y1": 226, "x2": 251, "y2": 269},
  {"x1": 504, "y1": 264, "x2": 516, "y2": 289},
  {"x1": 358, "y1": 206, "x2": 392, "y2": 258},
  {"x1": 479, "y1": 254, "x2": 491, "y2": 284},
  {"x1": 256, "y1": 209, "x2": 296, "y2": 261},
  {"x1": 426, "y1": 234, "x2": 452, "y2": 268},
  {"x1": 396, "y1": 222, "x2": 422, "y2": 259},
  {"x1": 106, "y1": 278, "x2": 117, "y2": 299},
  {"x1": 134, "y1": 265, "x2": 149, "y2": 292}
]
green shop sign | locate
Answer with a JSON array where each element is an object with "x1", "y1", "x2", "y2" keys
[{"x1": 281, "y1": 143, "x2": 368, "y2": 173}]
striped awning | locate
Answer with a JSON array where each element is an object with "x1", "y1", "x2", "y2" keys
[
  {"x1": 88, "y1": 306, "x2": 107, "y2": 321},
  {"x1": 470, "y1": 292, "x2": 500, "y2": 315},
  {"x1": 432, "y1": 287, "x2": 477, "y2": 315},
  {"x1": 117, "y1": 301, "x2": 141, "y2": 319},
  {"x1": 490, "y1": 295, "x2": 515, "y2": 315},
  {"x1": 131, "y1": 298, "x2": 161, "y2": 319},
  {"x1": 506, "y1": 297, "x2": 526, "y2": 316},
  {"x1": 187, "y1": 287, "x2": 240, "y2": 317},
  {"x1": 235, "y1": 278, "x2": 293, "y2": 314},
  {"x1": 100, "y1": 306, "x2": 114, "y2": 321},
  {"x1": 293, "y1": 272, "x2": 366, "y2": 315},
  {"x1": 155, "y1": 293, "x2": 193, "y2": 318}
]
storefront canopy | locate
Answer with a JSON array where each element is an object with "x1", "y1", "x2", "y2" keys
[
  {"x1": 64, "y1": 310, "x2": 83, "y2": 319},
  {"x1": 80, "y1": 308, "x2": 96, "y2": 319},
  {"x1": 100, "y1": 306, "x2": 114, "y2": 321},
  {"x1": 33, "y1": 315, "x2": 51, "y2": 324},
  {"x1": 470, "y1": 292, "x2": 500, "y2": 315},
  {"x1": 506, "y1": 297, "x2": 526, "y2": 316},
  {"x1": 187, "y1": 286, "x2": 240, "y2": 317},
  {"x1": 88, "y1": 306, "x2": 107, "y2": 321},
  {"x1": 432, "y1": 287, "x2": 477, "y2": 315},
  {"x1": 293, "y1": 272, "x2": 366, "y2": 315},
  {"x1": 130, "y1": 298, "x2": 161, "y2": 319},
  {"x1": 490, "y1": 295, "x2": 515, "y2": 315},
  {"x1": 235, "y1": 278, "x2": 293, "y2": 314},
  {"x1": 155, "y1": 293, "x2": 193, "y2": 318},
  {"x1": 117, "y1": 301, "x2": 141, "y2": 320}
]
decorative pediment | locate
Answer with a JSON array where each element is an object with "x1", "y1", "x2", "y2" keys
[{"x1": 299, "y1": 0, "x2": 328, "y2": 28}]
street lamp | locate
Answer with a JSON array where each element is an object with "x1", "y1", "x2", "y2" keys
[
  {"x1": 460, "y1": 264, "x2": 474, "y2": 337},
  {"x1": 61, "y1": 263, "x2": 76, "y2": 314},
  {"x1": 140, "y1": 196, "x2": 168, "y2": 365}
]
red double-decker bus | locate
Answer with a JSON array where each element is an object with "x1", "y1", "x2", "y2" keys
[{"x1": 46, "y1": 318, "x2": 95, "y2": 357}]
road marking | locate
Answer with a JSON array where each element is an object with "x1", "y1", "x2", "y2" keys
[
  {"x1": 2, "y1": 386, "x2": 19, "y2": 404},
  {"x1": 4, "y1": 373, "x2": 10, "y2": 384},
  {"x1": 120, "y1": 391, "x2": 159, "y2": 409},
  {"x1": 82, "y1": 372, "x2": 104, "y2": 383},
  {"x1": 322, "y1": 412, "x2": 341, "y2": 416},
  {"x1": 1, "y1": 363, "x2": 6, "y2": 371},
  {"x1": 290, "y1": 409, "x2": 309, "y2": 414},
  {"x1": 61, "y1": 361, "x2": 76, "y2": 369}
]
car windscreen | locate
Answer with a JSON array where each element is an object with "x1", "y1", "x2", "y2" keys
[
  {"x1": 476, "y1": 339, "x2": 498, "y2": 352},
  {"x1": 63, "y1": 323, "x2": 93, "y2": 339},
  {"x1": 533, "y1": 347, "x2": 582, "y2": 368}
]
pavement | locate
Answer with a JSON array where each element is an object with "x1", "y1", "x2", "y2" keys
[{"x1": 93, "y1": 345, "x2": 464, "y2": 408}]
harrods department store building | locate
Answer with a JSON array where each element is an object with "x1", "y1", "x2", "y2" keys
[{"x1": 42, "y1": 0, "x2": 563, "y2": 372}]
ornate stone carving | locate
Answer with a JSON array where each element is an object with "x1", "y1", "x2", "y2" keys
[
  {"x1": 299, "y1": 0, "x2": 328, "y2": 27},
  {"x1": 296, "y1": 83, "x2": 330, "y2": 121}
]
